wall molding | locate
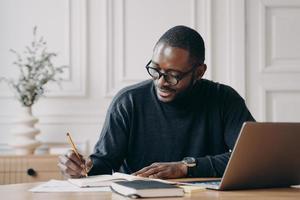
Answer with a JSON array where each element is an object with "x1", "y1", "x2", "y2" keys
[
  {"x1": 48, "y1": 0, "x2": 87, "y2": 97},
  {"x1": 104, "y1": 0, "x2": 213, "y2": 97},
  {"x1": 259, "y1": 83, "x2": 300, "y2": 121},
  {"x1": 194, "y1": 0, "x2": 212, "y2": 81},
  {"x1": 265, "y1": 90, "x2": 300, "y2": 122},
  {"x1": 0, "y1": 0, "x2": 87, "y2": 98},
  {"x1": 105, "y1": 0, "x2": 150, "y2": 97},
  {"x1": 226, "y1": 0, "x2": 246, "y2": 99},
  {"x1": 259, "y1": 0, "x2": 300, "y2": 74}
]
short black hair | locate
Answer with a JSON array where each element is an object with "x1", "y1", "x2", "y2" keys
[{"x1": 155, "y1": 25, "x2": 205, "y2": 66}]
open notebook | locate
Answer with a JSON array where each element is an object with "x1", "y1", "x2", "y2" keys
[{"x1": 68, "y1": 172, "x2": 174, "y2": 187}]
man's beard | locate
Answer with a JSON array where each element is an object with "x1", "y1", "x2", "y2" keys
[
  {"x1": 154, "y1": 75, "x2": 196, "y2": 103},
  {"x1": 171, "y1": 76, "x2": 196, "y2": 102}
]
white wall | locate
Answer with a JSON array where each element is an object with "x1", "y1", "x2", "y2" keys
[
  {"x1": 0, "y1": 0, "x2": 299, "y2": 154},
  {"x1": 246, "y1": 0, "x2": 300, "y2": 122}
]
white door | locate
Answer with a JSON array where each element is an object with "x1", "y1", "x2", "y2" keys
[{"x1": 246, "y1": 0, "x2": 300, "y2": 122}]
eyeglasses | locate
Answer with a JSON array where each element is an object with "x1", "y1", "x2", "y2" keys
[{"x1": 145, "y1": 60, "x2": 196, "y2": 86}]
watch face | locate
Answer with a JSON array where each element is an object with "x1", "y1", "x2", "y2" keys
[{"x1": 182, "y1": 157, "x2": 196, "y2": 167}]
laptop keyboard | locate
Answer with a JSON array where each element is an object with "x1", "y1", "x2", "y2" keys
[
  {"x1": 182, "y1": 180, "x2": 221, "y2": 187},
  {"x1": 207, "y1": 181, "x2": 221, "y2": 186}
]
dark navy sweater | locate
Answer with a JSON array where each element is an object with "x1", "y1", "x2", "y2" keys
[{"x1": 89, "y1": 79, "x2": 255, "y2": 177}]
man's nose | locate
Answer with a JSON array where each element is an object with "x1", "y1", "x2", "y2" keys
[{"x1": 157, "y1": 75, "x2": 170, "y2": 87}]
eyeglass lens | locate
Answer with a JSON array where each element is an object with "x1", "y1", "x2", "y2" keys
[{"x1": 147, "y1": 67, "x2": 178, "y2": 85}]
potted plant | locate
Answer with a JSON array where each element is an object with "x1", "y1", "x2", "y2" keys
[{"x1": 0, "y1": 27, "x2": 67, "y2": 155}]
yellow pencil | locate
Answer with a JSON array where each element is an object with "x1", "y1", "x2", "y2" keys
[{"x1": 66, "y1": 132, "x2": 88, "y2": 177}]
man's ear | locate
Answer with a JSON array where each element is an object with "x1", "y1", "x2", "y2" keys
[{"x1": 195, "y1": 64, "x2": 207, "y2": 80}]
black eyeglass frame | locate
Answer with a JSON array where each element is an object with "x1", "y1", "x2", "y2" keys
[{"x1": 145, "y1": 60, "x2": 197, "y2": 86}]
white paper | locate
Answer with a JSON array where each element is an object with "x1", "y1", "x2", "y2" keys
[
  {"x1": 29, "y1": 180, "x2": 111, "y2": 193},
  {"x1": 67, "y1": 172, "x2": 174, "y2": 188},
  {"x1": 68, "y1": 174, "x2": 122, "y2": 187}
]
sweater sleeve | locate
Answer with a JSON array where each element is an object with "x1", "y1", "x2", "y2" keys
[
  {"x1": 88, "y1": 95, "x2": 130, "y2": 175},
  {"x1": 189, "y1": 89, "x2": 255, "y2": 177}
]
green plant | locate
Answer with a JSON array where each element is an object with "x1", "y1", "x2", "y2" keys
[{"x1": 0, "y1": 27, "x2": 67, "y2": 107}]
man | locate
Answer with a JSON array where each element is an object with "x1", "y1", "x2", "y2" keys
[{"x1": 58, "y1": 25, "x2": 254, "y2": 179}]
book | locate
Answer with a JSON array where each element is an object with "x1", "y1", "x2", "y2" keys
[
  {"x1": 68, "y1": 172, "x2": 139, "y2": 187},
  {"x1": 68, "y1": 172, "x2": 176, "y2": 188},
  {"x1": 110, "y1": 180, "x2": 184, "y2": 198}
]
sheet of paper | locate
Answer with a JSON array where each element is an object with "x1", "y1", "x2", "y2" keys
[
  {"x1": 29, "y1": 180, "x2": 111, "y2": 193},
  {"x1": 291, "y1": 185, "x2": 300, "y2": 188},
  {"x1": 179, "y1": 185, "x2": 206, "y2": 193}
]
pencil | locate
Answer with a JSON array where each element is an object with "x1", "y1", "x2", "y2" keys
[{"x1": 66, "y1": 132, "x2": 88, "y2": 177}]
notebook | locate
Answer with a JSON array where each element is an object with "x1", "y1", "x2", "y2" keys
[
  {"x1": 68, "y1": 172, "x2": 140, "y2": 187},
  {"x1": 110, "y1": 180, "x2": 184, "y2": 198},
  {"x1": 68, "y1": 172, "x2": 174, "y2": 187},
  {"x1": 197, "y1": 122, "x2": 300, "y2": 190}
]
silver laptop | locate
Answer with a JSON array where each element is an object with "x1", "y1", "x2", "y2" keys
[{"x1": 201, "y1": 122, "x2": 300, "y2": 190}]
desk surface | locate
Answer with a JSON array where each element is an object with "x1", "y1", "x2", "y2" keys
[{"x1": 1, "y1": 181, "x2": 300, "y2": 200}]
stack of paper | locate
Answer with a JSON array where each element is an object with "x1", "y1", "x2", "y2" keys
[
  {"x1": 30, "y1": 172, "x2": 180, "y2": 193},
  {"x1": 68, "y1": 172, "x2": 174, "y2": 188},
  {"x1": 29, "y1": 180, "x2": 111, "y2": 193}
]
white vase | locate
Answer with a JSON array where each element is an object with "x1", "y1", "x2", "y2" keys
[{"x1": 9, "y1": 106, "x2": 41, "y2": 155}]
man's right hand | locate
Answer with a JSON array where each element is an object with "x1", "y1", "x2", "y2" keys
[{"x1": 58, "y1": 150, "x2": 93, "y2": 178}]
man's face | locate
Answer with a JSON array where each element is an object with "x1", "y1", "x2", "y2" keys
[{"x1": 150, "y1": 43, "x2": 201, "y2": 103}]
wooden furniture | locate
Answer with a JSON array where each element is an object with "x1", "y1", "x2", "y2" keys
[
  {"x1": 0, "y1": 182, "x2": 299, "y2": 200},
  {"x1": 0, "y1": 155, "x2": 63, "y2": 184}
]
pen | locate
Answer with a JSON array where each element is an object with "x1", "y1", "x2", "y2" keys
[{"x1": 66, "y1": 132, "x2": 88, "y2": 177}]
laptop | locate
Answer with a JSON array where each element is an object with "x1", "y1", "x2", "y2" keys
[{"x1": 199, "y1": 122, "x2": 300, "y2": 190}]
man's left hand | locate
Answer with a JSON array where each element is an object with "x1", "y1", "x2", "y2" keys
[{"x1": 132, "y1": 162, "x2": 187, "y2": 179}]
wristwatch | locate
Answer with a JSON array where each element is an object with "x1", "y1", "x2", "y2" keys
[
  {"x1": 182, "y1": 157, "x2": 197, "y2": 177},
  {"x1": 181, "y1": 157, "x2": 197, "y2": 167}
]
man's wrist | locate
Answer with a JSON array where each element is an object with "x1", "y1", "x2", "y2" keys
[
  {"x1": 85, "y1": 157, "x2": 94, "y2": 175},
  {"x1": 178, "y1": 162, "x2": 188, "y2": 177},
  {"x1": 186, "y1": 165, "x2": 197, "y2": 177},
  {"x1": 181, "y1": 157, "x2": 197, "y2": 177}
]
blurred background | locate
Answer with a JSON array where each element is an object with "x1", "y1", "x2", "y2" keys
[{"x1": 0, "y1": 0, "x2": 299, "y2": 155}]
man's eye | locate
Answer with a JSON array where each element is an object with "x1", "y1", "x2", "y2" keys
[{"x1": 168, "y1": 72, "x2": 180, "y2": 78}]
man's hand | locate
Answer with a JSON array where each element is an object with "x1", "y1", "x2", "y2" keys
[
  {"x1": 58, "y1": 150, "x2": 93, "y2": 178},
  {"x1": 132, "y1": 162, "x2": 187, "y2": 179}
]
